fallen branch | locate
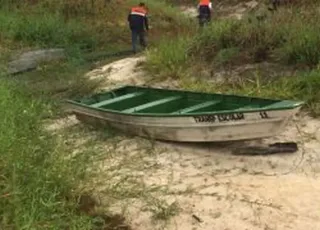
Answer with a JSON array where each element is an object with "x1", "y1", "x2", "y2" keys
[{"x1": 232, "y1": 142, "x2": 298, "y2": 156}]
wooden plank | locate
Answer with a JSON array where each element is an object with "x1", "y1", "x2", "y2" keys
[
  {"x1": 172, "y1": 100, "x2": 221, "y2": 114},
  {"x1": 122, "y1": 96, "x2": 182, "y2": 113},
  {"x1": 90, "y1": 92, "x2": 144, "y2": 108}
]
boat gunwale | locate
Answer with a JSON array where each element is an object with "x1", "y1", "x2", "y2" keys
[
  {"x1": 70, "y1": 107, "x2": 287, "y2": 127},
  {"x1": 64, "y1": 100, "x2": 304, "y2": 118},
  {"x1": 64, "y1": 85, "x2": 305, "y2": 117}
]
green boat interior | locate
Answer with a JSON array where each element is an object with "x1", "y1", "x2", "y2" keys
[{"x1": 69, "y1": 86, "x2": 303, "y2": 115}]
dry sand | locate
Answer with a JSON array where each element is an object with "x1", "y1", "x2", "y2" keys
[
  {"x1": 46, "y1": 56, "x2": 320, "y2": 230},
  {"x1": 85, "y1": 56, "x2": 146, "y2": 89}
]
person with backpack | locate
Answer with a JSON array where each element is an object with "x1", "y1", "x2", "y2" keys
[{"x1": 127, "y1": 2, "x2": 149, "y2": 53}]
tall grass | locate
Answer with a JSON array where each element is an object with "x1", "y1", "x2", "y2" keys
[
  {"x1": 179, "y1": 69, "x2": 320, "y2": 115},
  {"x1": 278, "y1": 22, "x2": 320, "y2": 66},
  {"x1": 0, "y1": 0, "x2": 193, "y2": 53},
  {"x1": 0, "y1": 79, "x2": 96, "y2": 229},
  {"x1": 181, "y1": 6, "x2": 320, "y2": 66},
  {"x1": 145, "y1": 3, "x2": 320, "y2": 115},
  {"x1": 145, "y1": 37, "x2": 191, "y2": 79},
  {"x1": 0, "y1": 1, "x2": 195, "y2": 228},
  {"x1": 0, "y1": 10, "x2": 97, "y2": 50}
]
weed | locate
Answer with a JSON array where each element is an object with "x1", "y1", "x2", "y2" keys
[
  {"x1": 144, "y1": 197, "x2": 180, "y2": 221},
  {"x1": 214, "y1": 47, "x2": 241, "y2": 66},
  {"x1": 145, "y1": 37, "x2": 191, "y2": 79}
]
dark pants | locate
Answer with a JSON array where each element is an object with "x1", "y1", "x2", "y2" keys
[
  {"x1": 131, "y1": 30, "x2": 146, "y2": 53},
  {"x1": 198, "y1": 14, "x2": 211, "y2": 27}
]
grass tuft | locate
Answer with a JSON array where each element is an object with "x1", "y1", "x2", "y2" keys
[{"x1": 144, "y1": 197, "x2": 180, "y2": 222}]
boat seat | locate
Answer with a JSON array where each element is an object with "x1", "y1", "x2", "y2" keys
[
  {"x1": 90, "y1": 92, "x2": 144, "y2": 108},
  {"x1": 171, "y1": 100, "x2": 221, "y2": 114},
  {"x1": 122, "y1": 96, "x2": 182, "y2": 113}
]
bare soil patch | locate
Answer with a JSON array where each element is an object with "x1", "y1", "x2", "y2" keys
[{"x1": 47, "y1": 112, "x2": 320, "y2": 230}]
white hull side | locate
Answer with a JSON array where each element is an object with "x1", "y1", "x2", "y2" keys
[{"x1": 66, "y1": 104, "x2": 301, "y2": 142}]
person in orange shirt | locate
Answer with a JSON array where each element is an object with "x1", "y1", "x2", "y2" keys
[
  {"x1": 127, "y1": 2, "x2": 149, "y2": 53},
  {"x1": 197, "y1": 0, "x2": 212, "y2": 27}
]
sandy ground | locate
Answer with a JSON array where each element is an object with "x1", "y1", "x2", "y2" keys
[
  {"x1": 47, "y1": 4, "x2": 320, "y2": 229},
  {"x1": 50, "y1": 115, "x2": 320, "y2": 230},
  {"x1": 46, "y1": 55, "x2": 320, "y2": 230},
  {"x1": 85, "y1": 56, "x2": 146, "y2": 89}
]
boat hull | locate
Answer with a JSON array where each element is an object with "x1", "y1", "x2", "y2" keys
[{"x1": 66, "y1": 103, "x2": 301, "y2": 142}]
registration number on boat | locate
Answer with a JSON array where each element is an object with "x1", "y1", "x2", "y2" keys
[
  {"x1": 193, "y1": 111, "x2": 270, "y2": 123},
  {"x1": 193, "y1": 113, "x2": 245, "y2": 123}
]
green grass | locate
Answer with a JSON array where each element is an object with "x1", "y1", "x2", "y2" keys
[
  {"x1": 0, "y1": 79, "x2": 97, "y2": 229},
  {"x1": 144, "y1": 198, "x2": 180, "y2": 221},
  {"x1": 4, "y1": 0, "x2": 320, "y2": 229},
  {"x1": 0, "y1": 10, "x2": 97, "y2": 50},
  {"x1": 0, "y1": 0, "x2": 194, "y2": 228},
  {"x1": 5, "y1": 55, "x2": 107, "y2": 119},
  {"x1": 145, "y1": 37, "x2": 192, "y2": 79},
  {"x1": 145, "y1": 3, "x2": 320, "y2": 115},
  {"x1": 187, "y1": 14, "x2": 320, "y2": 65},
  {"x1": 0, "y1": 0, "x2": 192, "y2": 52},
  {"x1": 147, "y1": 5, "x2": 320, "y2": 67},
  {"x1": 179, "y1": 69, "x2": 320, "y2": 116},
  {"x1": 277, "y1": 22, "x2": 320, "y2": 66}
]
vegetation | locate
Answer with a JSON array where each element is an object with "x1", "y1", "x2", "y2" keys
[
  {"x1": 0, "y1": 0, "x2": 192, "y2": 52},
  {"x1": 145, "y1": 2, "x2": 320, "y2": 115},
  {"x1": 0, "y1": 79, "x2": 95, "y2": 229},
  {"x1": 0, "y1": 10, "x2": 97, "y2": 49},
  {"x1": 179, "y1": 68, "x2": 320, "y2": 116},
  {"x1": 2, "y1": 0, "x2": 320, "y2": 228},
  {"x1": 0, "y1": 0, "x2": 190, "y2": 229}
]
